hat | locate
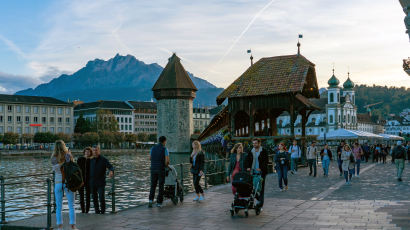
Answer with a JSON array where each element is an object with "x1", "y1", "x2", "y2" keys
[{"x1": 397, "y1": 141, "x2": 402, "y2": 146}]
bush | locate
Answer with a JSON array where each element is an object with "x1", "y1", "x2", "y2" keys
[
  {"x1": 3, "y1": 132, "x2": 19, "y2": 145},
  {"x1": 34, "y1": 132, "x2": 57, "y2": 144},
  {"x1": 56, "y1": 133, "x2": 72, "y2": 143},
  {"x1": 80, "y1": 132, "x2": 99, "y2": 146}
]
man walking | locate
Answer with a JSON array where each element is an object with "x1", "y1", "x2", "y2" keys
[
  {"x1": 89, "y1": 145, "x2": 114, "y2": 214},
  {"x1": 362, "y1": 142, "x2": 370, "y2": 163},
  {"x1": 289, "y1": 139, "x2": 301, "y2": 174},
  {"x1": 247, "y1": 138, "x2": 268, "y2": 209},
  {"x1": 337, "y1": 141, "x2": 345, "y2": 176},
  {"x1": 352, "y1": 143, "x2": 363, "y2": 178},
  {"x1": 148, "y1": 136, "x2": 170, "y2": 208},
  {"x1": 393, "y1": 141, "x2": 406, "y2": 182},
  {"x1": 307, "y1": 141, "x2": 318, "y2": 177}
]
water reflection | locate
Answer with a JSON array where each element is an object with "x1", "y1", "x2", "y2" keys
[{"x1": 0, "y1": 151, "x2": 225, "y2": 222}]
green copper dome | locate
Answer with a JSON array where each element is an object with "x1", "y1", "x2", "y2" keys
[
  {"x1": 343, "y1": 77, "x2": 355, "y2": 89},
  {"x1": 327, "y1": 74, "x2": 340, "y2": 88}
]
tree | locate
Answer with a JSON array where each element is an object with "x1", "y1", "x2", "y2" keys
[
  {"x1": 56, "y1": 132, "x2": 72, "y2": 143},
  {"x1": 91, "y1": 110, "x2": 119, "y2": 132},
  {"x1": 0, "y1": 134, "x2": 3, "y2": 142},
  {"x1": 74, "y1": 114, "x2": 92, "y2": 134},
  {"x1": 3, "y1": 132, "x2": 19, "y2": 145},
  {"x1": 34, "y1": 132, "x2": 57, "y2": 144},
  {"x1": 137, "y1": 133, "x2": 148, "y2": 142},
  {"x1": 112, "y1": 132, "x2": 125, "y2": 147},
  {"x1": 125, "y1": 133, "x2": 137, "y2": 148},
  {"x1": 80, "y1": 132, "x2": 99, "y2": 146},
  {"x1": 148, "y1": 133, "x2": 157, "y2": 142},
  {"x1": 98, "y1": 131, "x2": 114, "y2": 149},
  {"x1": 21, "y1": 133, "x2": 34, "y2": 144}
]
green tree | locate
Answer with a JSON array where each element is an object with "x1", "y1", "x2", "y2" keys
[
  {"x1": 3, "y1": 132, "x2": 19, "y2": 145},
  {"x1": 148, "y1": 133, "x2": 157, "y2": 142},
  {"x1": 98, "y1": 131, "x2": 114, "y2": 149},
  {"x1": 21, "y1": 133, "x2": 34, "y2": 144},
  {"x1": 80, "y1": 132, "x2": 99, "y2": 146},
  {"x1": 137, "y1": 133, "x2": 148, "y2": 142},
  {"x1": 91, "y1": 110, "x2": 119, "y2": 132},
  {"x1": 0, "y1": 134, "x2": 3, "y2": 142},
  {"x1": 125, "y1": 133, "x2": 137, "y2": 148},
  {"x1": 74, "y1": 114, "x2": 92, "y2": 134},
  {"x1": 34, "y1": 132, "x2": 58, "y2": 144},
  {"x1": 112, "y1": 132, "x2": 125, "y2": 147},
  {"x1": 56, "y1": 132, "x2": 72, "y2": 143}
]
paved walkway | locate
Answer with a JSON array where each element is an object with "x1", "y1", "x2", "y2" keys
[{"x1": 8, "y1": 161, "x2": 410, "y2": 230}]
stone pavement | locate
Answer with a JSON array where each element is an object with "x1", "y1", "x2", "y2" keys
[{"x1": 8, "y1": 161, "x2": 410, "y2": 230}]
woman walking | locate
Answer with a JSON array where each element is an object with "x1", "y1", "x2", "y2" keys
[
  {"x1": 341, "y1": 144, "x2": 355, "y2": 185},
  {"x1": 226, "y1": 143, "x2": 248, "y2": 194},
  {"x1": 274, "y1": 142, "x2": 290, "y2": 191},
  {"x1": 51, "y1": 140, "x2": 78, "y2": 230},
  {"x1": 190, "y1": 140, "x2": 205, "y2": 201},
  {"x1": 320, "y1": 144, "x2": 332, "y2": 177}
]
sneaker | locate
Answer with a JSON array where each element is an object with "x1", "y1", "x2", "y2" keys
[
  {"x1": 148, "y1": 200, "x2": 153, "y2": 208},
  {"x1": 356, "y1": 175, "x2": 360, "y2": 178},
  {"x1": 309, "y1": 173, "x2": 312, "y2": 176},
  {"x1": 193, "y1": 196, "x2": 199, "y2": 201},
  {"x1": 345, "y1": 182, "x2": 349, "y2": 185},
  {"x1": 279, "y1": 188, "x2": 283, "y2": 192},
  {"x1": 284, "y1": 186, "x2": 288, "y2": 191},
  {"x1": 290, "y1": 171, "x2": 294, "y2": 175},
  {"x1": 156, "y1": 203, "x2": 162, "y2": 208},
  {"x1": 199, "y1": 196, "x2": 205, "y2": 201},
  {"x1": 294, "y1": 171, "x2": 297, "y2": 175},
  {"x1": 398, "y1": 178, "x2": 403, "y2": 182}
]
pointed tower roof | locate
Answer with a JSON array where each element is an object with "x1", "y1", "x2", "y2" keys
[
  {"x1": 327, "y1": 69, "x2": 340, "y2": 88},
  {"x1": 343, "y1": 72, "x2": 355, "y2": 89},
  {"x1": 152, "y1": 54, "x2": 198, "y2": 91}
]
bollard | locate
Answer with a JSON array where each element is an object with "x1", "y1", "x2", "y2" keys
[
  {"x1": 111, "y1": 174, "x2": 116, "y2": 213},
  {"x1": 0, "y1": 176, "x2": 6, "y2": 224},
  {"x1": 52, "y1": 172, "x2": 56, "y2": 213},
  {"x1": 204, "y1": 162, "x2": 208, "y2": 189},
  {"x1": 47, "y1": 178, "x2": 51, "y2": 230},
  {"x1": 179, "y1": 164, "x2": 184, "y2": 193}
]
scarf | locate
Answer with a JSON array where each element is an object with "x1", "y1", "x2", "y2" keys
[{"x1": 251, "y1": 147, "x2": 262, "y2": 170}]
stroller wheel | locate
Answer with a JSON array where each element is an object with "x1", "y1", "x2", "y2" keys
[
  {"x1": 255, "y1": 208, "x2": 261, "y2": 215},
  {"x1": 230, "y1": 209, "x2": 234, "y2": 216},
  {"x1": 179, "y1": 194, "x2": 184, "y2": 203},
  {"x1": 171, "y1": 196, "x2": 178, "y2": 205},
  {"x1": 244, "y1": 210, "x2": 249, "y2": 217},
  {"x1": 234, "y1": 208, "x2": 239, "y2": 214}
]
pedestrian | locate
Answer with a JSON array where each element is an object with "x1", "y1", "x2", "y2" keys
[
  {"x1": 341, "y1": 144, "x2": 355, "y2": 185},
  {"x1": 362, "y1": 142, "x2": 370, "y2": 163},
  {"x1": 337, "y1": 141, "x2": 345, "y2": 176},
  {"x1": 274, "y1": 142, "x2": 290, "y2": 191},
  {"x1": 247, "y1": 138, "x2": 268, "y2": 208},
  {"x1": 320, "y1": 144, "x2": 332, "y2": 177},
  {"x1": 381, "y1": 144, "x2": 388, "y2": 164},
  {"x1": 374, "y1": 144, "x2": 380, "y2": 163},
  {"x1": 89, "y1": 145, "x2": 114, "y2": 214},
  {"x1": 392, "y1": 141, "x2": 406, "y2": 182},
  {"x1": 77, "y1": 147, "x2": 92, "y2": 213},
  {"x1": 352, "y1": 143, "x2": 363, "y2": 177},
  {"x1": 148, "y1": 136, "x2": 170, "y2": 208},
  {"x1": 406, "y1": 141, "x2": 410, "y2": 163},
  {"x1": 306, "y1": 141, "x2": 318, "y2": 177},
  {"x1": 226, "y1": 143, "x2": 248, "y2": 194},
  {"x1": 190, "y1": 140, "x2": 205, "y2": 202},
  {"x1": 51, "y1": 140, "x2": 78, "y2": 230},
  {"x1": 391, "y1": 144, "x2": 397, "y2": 163},
  {"x1": 289, "y1": 139, "x2": 301, "y2": 174}
]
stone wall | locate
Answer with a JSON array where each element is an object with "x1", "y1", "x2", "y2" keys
[{"x1": 157, "y1": 98, "x2": 193, "y2": 153}]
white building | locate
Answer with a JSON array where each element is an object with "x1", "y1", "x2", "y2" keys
[
  {"x1": 384, "y1": 109, "x2": 410, "y2": 136},
  {"x1": 193, "y1": 107, "x2": 211, "y2": 134},
  {"x1": 277, "y1": 70, "x2": 358, "y2": 136},
  {"x1": 129, "y1": 101, "x2": 157, "y2": 134}
]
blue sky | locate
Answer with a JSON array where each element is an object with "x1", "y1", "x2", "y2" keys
[{"x1": 0, "y1": 0, "x2": 409, "y2": 94}]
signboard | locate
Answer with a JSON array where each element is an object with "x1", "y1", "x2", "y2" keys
[{"x1": 29, "y1": 124, "x2": 42, "y2": 127}]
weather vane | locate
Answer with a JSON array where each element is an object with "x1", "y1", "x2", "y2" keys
[{"x1": 247, "y1": 49, "x2": 253, "y2": 66}]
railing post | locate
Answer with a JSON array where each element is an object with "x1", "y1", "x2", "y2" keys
[
  {"x1": 179, "y1": 164, "x2": 184, "y2": 193},
  {"x1": 0, "y1": 176, "x2": 6, "y2": 225},
  {"x1": 204, "y1": 161, "x2": 208, "y2": 189},
  {"x1": 223, "y1": 158, "x2": 226, "y2": 184},
  {"x1": 111, "y1": 174, "x2": 116, "y2": 213},
  {"x1": 46, "y1": 178, "x2": 51, "y2": 230},
  {"x1": 52, "y1": 172, "x2": 56, "y2": 213}
]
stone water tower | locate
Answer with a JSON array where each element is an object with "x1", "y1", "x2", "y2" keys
[{"x1": 152, "y1": 54, "x2": 197, "y2": 153}]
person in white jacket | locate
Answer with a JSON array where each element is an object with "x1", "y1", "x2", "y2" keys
[
  {"x1": 289, "y1": 140, "x2": 301, "y2": 174},
  {"x1": 341, "y1": 144, "x2": 355, "y2": 185},
  {"x1": 306, "y1": 141, "x2": 318, "y2": 177}
]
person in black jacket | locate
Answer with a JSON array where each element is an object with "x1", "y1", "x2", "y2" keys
[
  {"x1": 190, "y1": 140, "x2": 205, "y2": 202},
  {"x1": 274, "y1": 142, "x2": 290, "y2": 191},
  {"x1": 89, "y1": 145, "x2": 114, "y2": 214},
  {"x1": 77, "y1": 147, "x2": 92, "y2": 213},
  {"x1": 247, "y1": 138, "x2": 268, "y2": 208}
]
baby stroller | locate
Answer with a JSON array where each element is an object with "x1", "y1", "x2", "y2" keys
[
  {"x1": 164, "y1": 165, "x2": 184, "y2": 205},
  {"x1": 230, "y1": 171, "x2": 263, "y2": 217}
]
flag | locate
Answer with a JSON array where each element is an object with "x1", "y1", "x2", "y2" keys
[
  {"x1": 298, "y1": 34, "x2": 303, "y2": 38},
  {"x1": 247, "y1": 49, "x2": 251, "y2": 53}
]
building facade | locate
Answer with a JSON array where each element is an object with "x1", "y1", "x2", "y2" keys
[
  {"x1": 193, "y1": 107, "x2": 210, "y2": 134},
  {"x1": 277, "y1": 70, "x2": 358, "y2": 136},
  {"x1": 129, "y1": 101, "x2": 157, "y2": 134},
  {"x1": 74, "y1": 101, "x2": 134, "y2": 134},
  {"x1": 384, "y1": 109, "x2": 410, "y2": 136},
  {"x1": 0, "y1": 94, "x2": 74, "y2": 135}
]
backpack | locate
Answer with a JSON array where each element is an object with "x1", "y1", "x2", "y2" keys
[
  {"x1": 395, "y1": 146, "x2": 406, "y2": 159},
  {"x1": 349, "y1": 153, "x2": 355, "y2": 163},
  {"x1": 62, "y1": 161, "x2": 84, "y2": 192}
]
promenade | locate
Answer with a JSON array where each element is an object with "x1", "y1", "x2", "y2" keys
[{"x1": 8, "y1": 161, "x2": 410, "y2": 230}]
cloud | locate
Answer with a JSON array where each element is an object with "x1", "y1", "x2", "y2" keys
[
  {"x1": 0, "y1": 72, "x2": 42, "y2": 94},
  {"x1": 0, "y1": 34, "x2": 28, "y2": 59}
]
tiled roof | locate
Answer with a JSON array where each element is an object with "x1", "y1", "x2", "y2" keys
[
  {"x1": 152, "y1": 54, "x2": 197, "y2": 91},
  {"x1": 309, "y1": 97, "x2": 327, "y2": 111},
  {"x1": 217, "y1": 54, "x2": 316, "y2": 104},
  {"x1": 128, "y1": 101, "x2": 156, "y2": 110},
  {"x1": 0, "y1": 94, "x2": 71, "y2": 106},
  {"x1": 74, "y1": 100, "x2": 133, "y2": 111}
]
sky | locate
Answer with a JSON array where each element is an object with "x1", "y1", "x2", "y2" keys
[{"x1": 0, "y1": 0, "x2": 409, "y2": 94}]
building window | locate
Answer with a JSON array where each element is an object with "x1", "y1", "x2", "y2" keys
[
  {"x1": 17, "y1": 116, "x2": 21, "y2": 122},
  {"x1": 16, "y1": 105, "x2": 21, "y2": 113},
  {"x1": 329, "y1": 93, "x2": 334, "y2": 103},
  {"x1": 0, "y1": 105, "x2": 3, "y2": 112},
  {"x1": 337, "y1": 93, "x2": 340, "y2": 102},
  {"x1": 121, "y1": 125, "x2": 124, "y2": 130},
  {"x1": 129, "y1": 125, "x2": 132, "y2": 130},
  {"x1": 121, "y1": 117, "x2": 124, "y2": 123},
  {"x1": 42, "y1": 107, "x2": 47, "y2": 113},
  {"x1": 125, "y1": 117, "x2": 127, "y2": 123},
  {"x1": 58, "y1": 127, "x2": 62, "y2": 133},
  {"x1": 25, "y1": 116, "x2": 30, "y2": 123},
  {"x1": 34, "y1": 117, "x2": 38, "y2": 123},
  {"x1": 50, "y1": 117, "x2": 55, "y2": 123},
  {"x1": 42, "y1": 117, "x2": 47, "y2": 124},
  {"x1": 50, "y1": 107, "x2": 55, "y2": 114},
  {"x1": 8, "y1": 116, "x2": 12, "y2": 122},
  {"x1": 58, "y1": 108, "x2": 63, "y2": 115},
  {"x1": 42, "y1": 127, "x2": 47, "y2": 132},
  {"x1": 65, "y1": 127, "x2": 70, "y2": 133},
  {"x1": 24, "y1": 127, "x2": 29, "y2": 134},
  {"x1": 58, "y1": 117, "x2": 62, "y2": 123},
  {"x1": 66, "y1": 118, "x2": 70, "y2": 123},
  {"x1": 50, "y1": 127, "x2": 54, "y2": 133},
  {"x1": 17, "y1": 127, "x2": 21, "y2": 134},
  {"x1": 0, "y1": 116, "x2": 2, "y2": 123},
  {"x1": 25, "y1": 106, "x2": 30, "y2": 113},
  {"x1": 7, "y1": 126, "x2": 12, "y2": 132},
  {"x1": 7, "y1": 105, "x2": 12, "y2": 112},
  {"x1": 66, "y1": 108, "x2": 70, "y2": 115},
  {"x1": 329, "y1": 115, "x2": 334, "y2": 123},
  {"x1": 34, "y1": 106, "x2": 39, "y2": 114}
]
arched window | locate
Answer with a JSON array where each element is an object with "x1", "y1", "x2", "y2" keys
[
  {"x1": 330, "y1": 93, "x2": 334, "y2": 103},
  {"x1": 337, "y1": 93, "x2": 340, "y2": 102},
  {"x1": 329, "y1": 115, "x2": 334, "y2": 123}
]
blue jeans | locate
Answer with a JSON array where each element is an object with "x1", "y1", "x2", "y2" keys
[
  {"x1": 308, "y1": 159, "x2": 317, "y2": 176},
  {"x1": 322, "y1": 156, "x2": 330, "y2": 176},
  {"x1": 355, "y1": 159, "x2": 361, "y2": 176},
  {"x1": 291, "y1": 158, "x2": 299, "y2": 172},
  {"x1": 277, "y1": 166, "x2": 288, "y2": 189},
  {"x1": 396, "y1": 159, "x2": 405, "y2": 179},
  {"x1": 55, "y1": 183, "x2": 76, "y2": 225},
  {"x1": 337, "y1": 159, "x2": 343, "y2": 174},
  {"x1": 344, "y1": 169, "x2": 354, "y2": 182}
]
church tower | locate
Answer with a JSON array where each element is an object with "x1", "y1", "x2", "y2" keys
[
  {"x1": 326, "y1": 69, "x2": 341, "y2": 131},
  {"x1": 152, "y1": 54, "x2": 197, "y2": 153}
]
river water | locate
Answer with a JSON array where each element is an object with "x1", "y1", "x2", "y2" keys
[{"x1": 0, "y1": 151, "x2": 226, "y2": 222}]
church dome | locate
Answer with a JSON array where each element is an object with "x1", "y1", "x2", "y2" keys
[
  {"x1": 343, "y1": 77, "x2": 355, "y2": 89},
  {"x1": 327, "y1": 73, "x2": 340, "y2": 88}
]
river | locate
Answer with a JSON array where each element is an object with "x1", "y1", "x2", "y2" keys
[{"x1": 0, "y1": 151, "x2": 226, "y2": 222}]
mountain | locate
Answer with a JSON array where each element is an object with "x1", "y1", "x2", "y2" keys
[{"x1": 16, "y1": 54, "x2": 223, "y2": 106}]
